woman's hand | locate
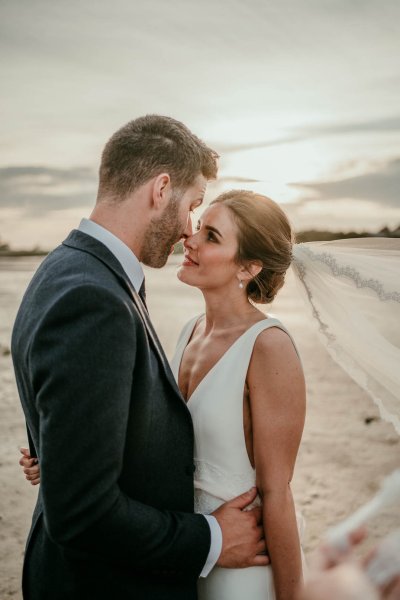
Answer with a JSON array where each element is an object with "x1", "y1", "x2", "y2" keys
[{"x1": 19, "y1": 447, "x2": 40, "y2": 485}]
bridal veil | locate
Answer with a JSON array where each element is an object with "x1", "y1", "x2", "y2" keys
[{"x1": 292, "y1": 238, "x2": 400, "y2": 434}]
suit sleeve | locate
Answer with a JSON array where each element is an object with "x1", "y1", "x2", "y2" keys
[{"x1": 30, "y1": 283, "x2": 210, "y2": 576}]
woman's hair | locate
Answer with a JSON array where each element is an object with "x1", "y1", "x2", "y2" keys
[{"x1": 211, "y1": 190, "x2": 294, "y2": 304}]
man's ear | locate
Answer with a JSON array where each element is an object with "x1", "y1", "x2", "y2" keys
[
  {"x1": 238, "y1": 261, "x2": 263, "y2": 283},
  {"x1": 151, "y1": 173, "x2": 171, "y2": 212}
]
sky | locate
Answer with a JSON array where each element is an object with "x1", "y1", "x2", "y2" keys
[{"x1": 1, "y1": 0, "x2": 400, "y2": 248}]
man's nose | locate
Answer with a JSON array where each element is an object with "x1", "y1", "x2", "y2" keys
[{"x1": 182, "y1": 214, "x2": 194, "y2": 239}]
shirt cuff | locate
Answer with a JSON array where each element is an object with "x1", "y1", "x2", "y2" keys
[{"x1": 200, "y1": 515, "x2": 223, "y2": 577}]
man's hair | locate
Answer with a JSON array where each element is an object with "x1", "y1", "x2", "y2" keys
[{"x1": 97, "y1": 115, "x2": 219, "y2": 200}]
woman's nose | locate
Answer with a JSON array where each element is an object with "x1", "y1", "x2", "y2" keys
[{"x1": 183, "y1": 232, "x2": 197, "y2": 250}]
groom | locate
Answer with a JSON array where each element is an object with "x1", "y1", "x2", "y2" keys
[{"x1": 12, "y1": 115, "x2": 268, "y2": 600}]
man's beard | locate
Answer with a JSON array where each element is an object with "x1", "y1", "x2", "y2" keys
[{"x1": 141, "y1": 194, "x2": 182, "y2": 268}]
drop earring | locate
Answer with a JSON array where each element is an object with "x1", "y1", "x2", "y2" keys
[{"x1": 238, "y1": 280, "x2": 244, "y2": 289}]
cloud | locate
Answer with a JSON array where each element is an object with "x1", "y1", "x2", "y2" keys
[
  {"x1": 215, "y1": 137, "x2": 301, "y2": 154},
  {"x1": 0, "y1": 166, "x2": 94, "y2": 182},
  {"x1": 215, "y1": 115, "x2": 400, "y2": 154},
  {"x1": 290, "y1": 158, "x2": 400, "y2": 207},
  {"x1": 306, "y1": 115, "x2": 400, "y2": 136},
  {"x1": 216, "y1": 175, "x2": 262, "y2": 184},
  {"x1": 0, "y1": 166, "x2": 97, "y2": 215}
]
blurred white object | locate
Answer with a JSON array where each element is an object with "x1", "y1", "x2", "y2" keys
[
  {"x1": 324, "y1": 469, "x2": 400, "y2": 550},
  {"x1": 292, "y1": 238, "x2": 400, "y2": 434},
  {"x1": 366, "y1": 529, "x2": 400, "y2": 587},
  {"x1": 300, "y1": 564, "x2": 379, "y2": 600}
]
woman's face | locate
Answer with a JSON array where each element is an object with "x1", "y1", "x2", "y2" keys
[{"x1": 177, "y1": 203, "x2": 242, "y2": 291}]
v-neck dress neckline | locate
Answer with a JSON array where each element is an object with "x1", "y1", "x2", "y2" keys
[{"x1": 177, "y1": 316, "x2": 272, "y2": 404}]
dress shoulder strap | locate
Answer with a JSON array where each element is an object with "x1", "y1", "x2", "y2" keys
[
  {"x1": 228, "y1": 316, "x2": 302, "y2": 364},
  {"x1": 170, "y1": 314, "x2": 203, "y2": 381},
  {"x1": 174, "y1": 314, "x2": 203, "y2": 349}
]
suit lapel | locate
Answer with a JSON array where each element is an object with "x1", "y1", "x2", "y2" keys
[
  {"x1": 124, "y1": 279, "x2": 184, "y2": 398},
  {"x1": 62, "y1": 230, "x2": 186, "y2": 405}
]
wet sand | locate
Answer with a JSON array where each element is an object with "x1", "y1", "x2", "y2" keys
[{"x1": 0, "y1": 256, "x2": 398, "y2": 598}]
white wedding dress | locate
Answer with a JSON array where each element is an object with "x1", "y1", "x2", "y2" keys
[{"x1": 170, "y1": 316, "x2": 305, "y2": 600}]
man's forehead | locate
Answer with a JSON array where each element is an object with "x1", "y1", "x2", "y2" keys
[
  {"x1": 194, "y1": 173, "x2": 208, "y2": 194},
  {"x1": 186, "y1": 175, "x2": 207, "y2": 205}
]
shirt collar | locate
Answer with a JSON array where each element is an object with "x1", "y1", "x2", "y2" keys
[{"x1": 78, "y1": 218, "x2": 144, "y2": 292}]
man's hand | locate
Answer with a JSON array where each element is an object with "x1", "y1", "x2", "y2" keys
[
  {"x1": 212, "y1": 487, "x2": 269, "y2": 568},
  {"x1": 19, "y1": 447, "x2": 40, "y2": 485}
]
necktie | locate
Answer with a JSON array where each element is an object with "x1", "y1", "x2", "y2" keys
[{"x1": 138, "y1": 279, "x2": 147, "y2": 309}]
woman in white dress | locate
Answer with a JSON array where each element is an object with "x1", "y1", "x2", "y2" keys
[{"x1": 170, "y1": 189, "x2": 306, "y2": 600}]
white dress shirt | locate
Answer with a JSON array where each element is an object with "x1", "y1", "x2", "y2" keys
[{"x1": 78, "y1": 218, "x2": 222, "y2": 577}]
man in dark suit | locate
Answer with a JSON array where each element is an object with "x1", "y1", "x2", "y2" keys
[{"x1": 12, "y1": 115, "x2": 268, "y2": 599}]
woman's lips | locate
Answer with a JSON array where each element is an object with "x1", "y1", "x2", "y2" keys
[{"x1": 182, "y1": 255, "x2": 198, "y2": 266}]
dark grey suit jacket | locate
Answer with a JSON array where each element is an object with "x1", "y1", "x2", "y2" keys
[{"x1": 11, "y1": 230, "x2": 211, "y2": 600}]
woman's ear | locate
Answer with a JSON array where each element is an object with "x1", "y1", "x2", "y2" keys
[{"x1": 237, "y1": 261, "x2": 263, "y2": 283}]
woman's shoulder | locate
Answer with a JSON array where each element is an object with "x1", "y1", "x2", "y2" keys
[
  {"x1": 252, "y1": 317, "x2": 302, "y2": 365},
  {"x1": 248, "y1": 320, "x2": 305, "y2": 405}
]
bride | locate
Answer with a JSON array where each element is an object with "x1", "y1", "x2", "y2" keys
[
  {"x1": 173, "y1": 191, "x2": 400, "y2": 600},
  {"x1": 172, "y1": 189, "x2": 305, "y2": 599}
]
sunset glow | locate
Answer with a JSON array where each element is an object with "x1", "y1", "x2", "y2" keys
[{"x1": 1, "y1": 0, "x2": 399, "y2": 248}]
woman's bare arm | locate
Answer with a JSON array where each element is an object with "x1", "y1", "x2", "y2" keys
[{"x1": 248, "y1": 326, "x2": 306, "y2": 600}]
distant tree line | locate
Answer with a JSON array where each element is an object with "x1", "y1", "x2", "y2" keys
[
  {"x1": 1, "y1": 224, "x2": 399, "y2": 257},
  {"x1": 295, "y1": 224, "x2": 400, "y2": 243},
  {"x1": 0, "y1": 239, "x2": 47, "y2": 257}
]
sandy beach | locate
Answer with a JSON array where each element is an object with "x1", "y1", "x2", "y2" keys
[{"x1": 0, "y1": 255, "x2": 398, "y2": 599}]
